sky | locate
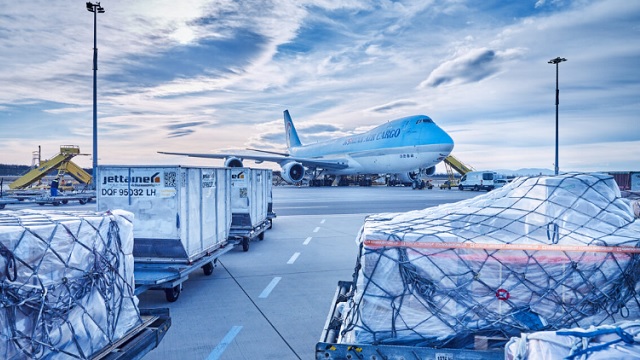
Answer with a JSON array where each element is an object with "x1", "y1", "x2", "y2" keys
[{"x1": 0, "y1": 0, "x2": 639, "y2": 174}]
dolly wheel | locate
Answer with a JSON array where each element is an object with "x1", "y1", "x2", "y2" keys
[
  {"x1": 258, "y1": 231, "x2": 265, "y2": 241},
  {"x1": 202, "y1": 262, "x2": 214, "y2": 276},
  {"x1": 165, "y1": 285, "x2": 181, "y2": 302},
  {"x1": 79, "y1": 199, "x2": 88, "y2": 205},
  {"x1": 242, "y1": 238, "x2": 250, "y2": 252}
]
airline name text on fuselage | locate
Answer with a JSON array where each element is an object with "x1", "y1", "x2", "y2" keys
[{"x1": 342, "y1": 128, "x2": 401, "y2": 146}]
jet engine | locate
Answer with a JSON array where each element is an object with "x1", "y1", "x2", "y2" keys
[
  {"x1": 224, "y1": 157, "x2": 243, "y2": 167},
  {"x1": 281, "y1": 162, "x2": 305, "y2": 183},
  {"x1": 423, "y1": 166, "x2": 436, "y2": 176}
]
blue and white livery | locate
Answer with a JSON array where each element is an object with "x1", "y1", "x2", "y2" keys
[{"x1": 160, "y1": 110, "x2": 454, "y2": 184}]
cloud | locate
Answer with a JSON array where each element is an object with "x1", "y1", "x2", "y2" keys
[
  {"x1": 371, "y1": 100, "x2": 418, "y2": 113},
  {"x1": 43, "y1": 107, "x2": 87, "y2": 115},
  {"x1": 168, "y1": 129, "x2": 195, "y2": 138},
  {"x1": 1, "y1": 0, "x2": 639, "y2": 173},
  {"x1": 300, "y1": 124, "x2": 340, "y2": 133},
  {"x1": 419, "y1": 48, "x2": 505, "y2": 88},
  {"x1": 165, "y1": 121, "x2": 208, "y2": 130}
]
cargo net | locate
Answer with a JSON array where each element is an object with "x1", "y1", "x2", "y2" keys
[
  {"x1": 0, "y1": 210, "x2": 141, "y2": 359},
  {"x1": 339, "y1": 173, "x2": 640, "y2": 349}
]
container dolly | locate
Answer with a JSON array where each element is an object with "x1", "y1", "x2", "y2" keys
[
  {"x1": 133, "y1": 243, "x2": 234, "y2": 302},
  {"x1": 229, "y1": 218, "x2": 271, "y2": 252}
]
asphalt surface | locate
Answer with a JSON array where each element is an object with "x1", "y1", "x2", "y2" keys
[
  {"x1": 1, "y1": 185, "x2": 480, "y2": 359},
  {"x1": 272, "y1": 185, "x2": 477, "y2": 216},
  {"x1": 138, "y1": 186, "x2": 479, "y2": 360}
]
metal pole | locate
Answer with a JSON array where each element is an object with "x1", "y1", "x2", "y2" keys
[
  {"x1": 92, "y1": 8, "x2": 98, "y2": 187},
  {"x1": 548, "y1": 57, "x2": 566, "y2": 175},
  {"x1": 554, "y1": 62, "x2": 559, "y2": 175}
]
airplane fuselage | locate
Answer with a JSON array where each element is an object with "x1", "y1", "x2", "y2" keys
[
  {"x1": 290, "y1": 115, "x2": 454, "y2": 175},
  {"x1": 159, "y1": 111, "x2": 455, "y2": 184}
]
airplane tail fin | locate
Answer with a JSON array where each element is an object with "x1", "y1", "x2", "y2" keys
[{"x1": 283, "y1": 110, "x2": 302, "y2": 149}]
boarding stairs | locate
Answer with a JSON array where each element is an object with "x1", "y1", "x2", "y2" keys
[
  {"x1": 9, "y1": 145, "x2": 93, "y2": 190},
  {"x1": 443, "y1": 155, "x2": 475, "y2": 186}
]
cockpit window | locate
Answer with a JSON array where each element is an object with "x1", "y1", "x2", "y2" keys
[{"x1": 416, "y1": 118, "x2": 434, "y2": 124}]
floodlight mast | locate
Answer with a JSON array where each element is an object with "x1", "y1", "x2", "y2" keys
[
  {"x1": 548, "y1": 57, "x2": 566, "y2": 176},
  {"x1": 87, "y1": 2, "x2": 104, "y2": 188}
]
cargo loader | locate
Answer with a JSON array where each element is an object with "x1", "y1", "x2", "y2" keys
[{"x1": 9, "y1": 145, "x2": 93, "y2": 190}]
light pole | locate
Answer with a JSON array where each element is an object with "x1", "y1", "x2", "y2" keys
[
  {"x1": 87, "y1": 2, "x2": 105, "y2": 188},
  {"x1": 548, "y1": 57, "x2": 566, "y2": 175}
]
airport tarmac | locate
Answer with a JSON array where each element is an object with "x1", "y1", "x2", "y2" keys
[
  {"x1": 138, "y1": 186, "x2": 479, "y2": 360},
  {"x1": 2, "y1": 185, "x2": 480, "y2": 359}
]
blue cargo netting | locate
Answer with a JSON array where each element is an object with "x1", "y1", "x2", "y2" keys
[{"x1": 339, "y1": 173, "x2": 640, "y2": 349}]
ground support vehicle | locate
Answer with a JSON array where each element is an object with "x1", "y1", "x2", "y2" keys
[
  {"x1": 92, "y1": 308, "x2": 171, "y2": 360},
  {"x1": 411, "y1": 179, "x2": 433, "y2": 189},
  {"x1": 0, "y1": 198, "x2": 19, "y2": 209},
  {"x1": 9, "y1": 145, "x2": 93, "y2": 190},
  {"x1": 2, "y1": 190, "x2": 45, "y2": 201},
  {"x1": 458, "y1": 171, "x2": 498, "y2": 191},
  {"x1": 133, "y1": 245, "x2": 233, "y2": 302},
  {"x1": 34, "y1": 192, "x2": 95, "y2": 206},
  {"x1": 229, "y1": 168, "x2": 273, "y2": 251},
  {"x1": 316, "y1": 281, "x2": 504, "y2": 360},
  {"x1": 440, "y1": 179, "x2": 459, "y2": 189}
]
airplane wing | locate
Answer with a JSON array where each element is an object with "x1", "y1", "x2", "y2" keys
[{"x1": 158, "y1": 151, "x2": 349, "y2": 170}]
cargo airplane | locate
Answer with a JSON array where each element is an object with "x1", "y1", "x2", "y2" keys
[{"x1": 159, "y1": 110, "x2": 454, "y2": 185}]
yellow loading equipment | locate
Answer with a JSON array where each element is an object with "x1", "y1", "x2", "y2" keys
[
  {"x1": 441, "y1": 155, "x2": 474, "y2": 189},
  {"x1": 9, "y1": 145, "x2": 93, "y2": 190}
]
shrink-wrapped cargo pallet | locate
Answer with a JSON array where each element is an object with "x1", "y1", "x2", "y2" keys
[
  {"x1": 0, "y1": 210, "x2": 141, "y2": 359},
  {"x1": 339, "y1": 173, "x2": 640, "y2": 349},
  {"x1": 505, "y1": 320, "x2": 640, "y2": 359}
]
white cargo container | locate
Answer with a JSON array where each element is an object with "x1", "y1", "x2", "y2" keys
[
  {"x1": 229, "y1": 168, "x2": 272, "y2": 251},
  {"x1": 97, "y1": 165, "x2": 231, "y2": 263}
]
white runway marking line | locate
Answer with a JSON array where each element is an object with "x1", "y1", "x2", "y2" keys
[
  {"x1": 259, "y1": 277, "x2": 282, "y2": 298},
  {"x1": 320, "y1": 219, "x2": 326, "y2": 224},
  {"x1": 287, "y1": 252, "x2": 301, "y2": 264},
  {"x1": 207, "y1": 325, "x2": 243, "y2": 360},
  {"x1": 313, "y1": 227, "x2": 320, "y2": 233},
  {"x1": 303, "y1": 237, "x2": 312, "y2": 245}
]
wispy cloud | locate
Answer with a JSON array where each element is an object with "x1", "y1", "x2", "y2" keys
[
  {"x1": 419, "y1": 48, "x2": 525, "y2": 88},
  {"x1": 0, "y1": 0, "x2": 638, "y2": 173}
]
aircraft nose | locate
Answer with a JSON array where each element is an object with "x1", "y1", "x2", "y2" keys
[{"x1": 435, "y1": 125, "x2": 455, "y2": 153}]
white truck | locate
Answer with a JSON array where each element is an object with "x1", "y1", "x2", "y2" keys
[{"x1": 458, "y1": 171, "x2": 498, "y2": 191}]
